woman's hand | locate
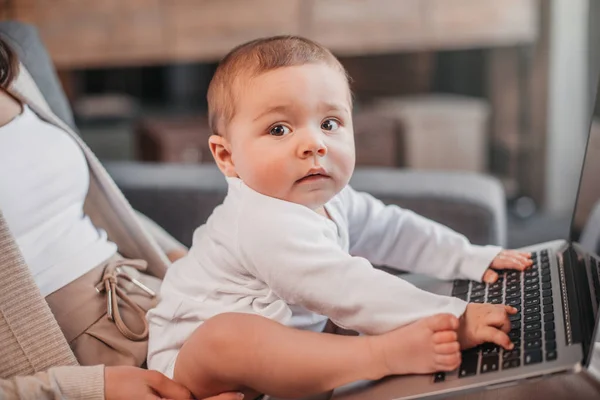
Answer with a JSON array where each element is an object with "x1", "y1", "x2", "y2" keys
[
  {"x1": 105, "y1": 366, "x2": 244, "y2": 400},
  {"x1": 105, "y1": 366, "x2": 190, "y2": 400}
]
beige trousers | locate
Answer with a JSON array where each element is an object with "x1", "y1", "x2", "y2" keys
[{"x1": 45, "y1": 254, "x2": 162, "y2": 367}]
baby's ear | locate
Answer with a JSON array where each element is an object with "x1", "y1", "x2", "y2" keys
[{"x1": 209, "y1": 134, "x2": 237, "y2": 177}]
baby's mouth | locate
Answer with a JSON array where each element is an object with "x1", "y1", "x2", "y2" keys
[{"x1": 296, "y1": 168, "x2": 331, "y2": 183}]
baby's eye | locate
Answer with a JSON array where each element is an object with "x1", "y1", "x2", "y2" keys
[
  {"x1": 321, "y1": 119, "x2": 340, "y2": 131},
  {"x1": 269, "y1": 125, "x2": 291, "y2": 136}
]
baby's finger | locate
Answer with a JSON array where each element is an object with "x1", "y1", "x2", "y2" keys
[
  {"x1": 482, "y1": 269, "x2": 498, "y2": 283},
  {"x1": 493, "y1": 256, "x2": 528, "y2": 271},
  {"x1": 435, "y1": 342, "x2": 461, "y2": 355},
  {"x1": 477, "y1": 326, "x2": 514, "y2": 350},
  {"x1": 504, "y1": 305, "x2": 518, "y2": 315},
  {"x1": 435, "y1": 353, "x2": 462, "y2": 368},
  {"x1": 484, "y1": 308, "x2": 512, "y2": 333}
]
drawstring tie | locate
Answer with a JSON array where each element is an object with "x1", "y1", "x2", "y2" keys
[{"x1": 95, "y1": 258, "x2": 156, "y2": 341}]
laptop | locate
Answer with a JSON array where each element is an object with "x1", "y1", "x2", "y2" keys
[{"x1": 330, "y1": 83, "x2": 600, "y2": 400}]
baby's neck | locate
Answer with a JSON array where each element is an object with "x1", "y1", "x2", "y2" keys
[{"x1": 315, "y1": 205, "x2": 332, "y2": 220}]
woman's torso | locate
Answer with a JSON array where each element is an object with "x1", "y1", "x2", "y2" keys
[{"x1": 0, "y1": 104, "x2": 117, "y2": 296}]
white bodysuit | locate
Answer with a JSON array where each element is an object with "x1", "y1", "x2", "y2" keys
[{"x1": 147, "y1": 177, "x2": 501, "y2": 376}]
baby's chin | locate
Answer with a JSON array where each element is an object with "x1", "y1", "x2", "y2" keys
[{"x1": 285, "y1": 191, "x2": 338, "y2": 211}]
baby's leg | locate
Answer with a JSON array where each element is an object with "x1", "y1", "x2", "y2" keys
[
  {"x1": 372, "y1": 313, "x2": 462, "y2": 375},
  {"x1": 173, "y1": 313, "x2": 460, "y2": 400}
]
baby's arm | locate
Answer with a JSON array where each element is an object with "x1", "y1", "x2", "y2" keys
[
  {"x1": 341, "y1": 185, "x2": 501, "y2": 281},
  {"x1": 238, "y1": 205, "x2": 467, "y2": 334}
]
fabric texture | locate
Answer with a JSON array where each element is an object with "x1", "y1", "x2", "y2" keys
[
  {"x1": 147, "y1": 177, "x2": 501, "y2": 376},
  {"x1": 0, "y1": 365, "x2": 105, "y2": 400}
]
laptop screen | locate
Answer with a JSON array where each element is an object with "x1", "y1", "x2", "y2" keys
[{"x1": 569, "y1": 72, "x2": 600, "y2": 380}]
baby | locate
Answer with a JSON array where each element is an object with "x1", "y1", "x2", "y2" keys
[{"x1": 147, "y1": 36, "x2": 530, "y2": 397}]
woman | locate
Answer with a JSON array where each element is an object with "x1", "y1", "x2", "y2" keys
[{"x1": 0, "y1": 34, "x2": 452, "y2": 400}]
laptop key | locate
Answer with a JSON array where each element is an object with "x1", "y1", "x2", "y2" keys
[
  {"x1": 454, "y1": 293, "x2": 468, "y2": 301},
  {"x1": 525, "y1": 339, "x2": 542, "y2": 350},
  {"x1": 459, "y1": 354, "x2": 479, "y2": 378},
  {"x1": 503, "y1": 350, "x2": 521, "y2": 360},
  {"x1": 502, "y1": 359, "x2": 521, "y2": 369},
  {"x1": 524, "y1": 331, "x2": 541, "y2": 340},
  {"x1": 541, "y1": 269, "x2": 551, "y2": 276},
  {"x1": 525, "y1": 350, "x2": 543, "y2": 365},
  {"x1": 546, "y1": 330, "x2": 556, "y2": 340},
  {"x1": 542, "y1": 289, "x2": 552, "y2": 297},
  {"x1": 506, "y1": 291, "x2": 520, "y2": 300},
  {"x1": 525, "y1": 322, "x2": 541, "y2": 332},
  {"x1": 524, "y1": 271, "x2": 539, "y2": 278},
  {"x1": 471, "y1": 289, "x2": 486, "y2": 298},
  {"x1": 546, "y1": 350, "x2": 558, "y2": 361},
  {"x1": 546, "y1": 341, "x2": 556, "y2": 351},
  {"x1": 525, "y1": 291, "x2": 540, "y2": 300},
  {"x1": 470, "y1": 296, "x2": 484, "y2": 304},
  {"x1": 488, "y1": 289, "x2": 503, "y2": 298},
  {"x1": 433, "y1": 372, "x2": 446, "y2": 383},
  {"x1": 507, "y1": 282, "x2": 521, "y2": 291},
  {"x1": 524, "y1": 276, "x2": 539, "y2": 285},
  {"x1": 524, "y1": 283, "x2": 540, "y2": 292},
  {"x1": 511, "y1": 321, "x2": 521, "y2": 330},
  {"x1": 509, "y1": 330, "x2": 521, "y2": 341},
  {"x1": 489, "y1": 297, "x2": 503, "y2": 304},
  {"x1": 524, "y1": 298, "x2": 540, "y2": 306},
  {"x1": 543, "y1": 297, "x2": 553, "y2": 305},
  {"x1": 542, "y1": 282, "x2": 552, "y2": 290},
  {"x1": 524, "y1": 314, "x2": 541, "y2": 323},
  {"x1": 543, "y1": 304, "x2": 554, "y2": 314},
  {"x1": 524, "y1": 305, "x2": 541, "y2": 315},
  {"x1": 472, "y1": 282, "x2": 486, "y2": 291},
  {"x1": 542, "y1": 274, "x2": 551, "y2": 283},
  {"x1": 480, "y1": 355, "x2": 499, "y2": 373},
  {"x1": 509, "y1": 313, "x2": 521, "y2": 322},
  {"x1": 452, "y1": 285, "x2": 469, "y2": 296},
  {"x1": 544, "y1": 313, "x2": 554, "y2": 322},
  {"x1": 454, "y1": 280, "x2": 469, "y2": 287},
  {"x1": 507, "y1": 298, "x2": 521, "y2": 306},
  {"x1": 544, "y1": 322, "x2": 555, "y2": 332},
  {"x1": 482, "y1": 343, "x2": 500, "y2": 355}
]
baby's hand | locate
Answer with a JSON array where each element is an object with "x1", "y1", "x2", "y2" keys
[
  {"x1": 458, "y1": 303, "x2": 517, "y2": 350},
  {"x1": 482, "y1": 249, "x2": 533, "y2": 283}
]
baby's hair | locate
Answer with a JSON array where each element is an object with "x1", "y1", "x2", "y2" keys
[{"x1": 207, "y1": 35, "x2": 351, "y2": 136}]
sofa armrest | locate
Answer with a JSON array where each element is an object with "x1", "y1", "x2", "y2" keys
[{"x1": 104, "y1": 162, "x2": 506, "y2": 247}]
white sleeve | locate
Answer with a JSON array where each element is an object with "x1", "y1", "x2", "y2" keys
[
  {"x1": 237, "y1": 206, "x2": 468, "y2": 335},
  {"x1": 341, "y1": 186, "x2": 501, "y2": 282}
]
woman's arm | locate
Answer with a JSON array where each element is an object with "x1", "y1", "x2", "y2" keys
[
  {"x1": 0, "y1": 365, "x2": 200, "y2": 400},
  {"x1": 0, "y1": 365, "x2": 105, "y2": 400}
]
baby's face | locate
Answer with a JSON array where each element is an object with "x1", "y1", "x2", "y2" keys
[{"x1": 226, "y1": 63, "x2": 355, "y2": 210}]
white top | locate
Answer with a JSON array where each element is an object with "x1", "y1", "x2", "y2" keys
[
  {"x1": 147, "y1": 177, "x2": 500, "y2": 375},
  {"x1": 0, "y1": 105, "x2": 117, "y2": 296}
]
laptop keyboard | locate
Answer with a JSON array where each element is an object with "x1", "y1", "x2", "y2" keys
[{"x1": 433, "y1": 250, "x2": 557, "y2": 383}]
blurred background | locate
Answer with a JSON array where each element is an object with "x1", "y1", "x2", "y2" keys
[{"x1": 2, "y1": 0, "x2": 599, "y2": 249}]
